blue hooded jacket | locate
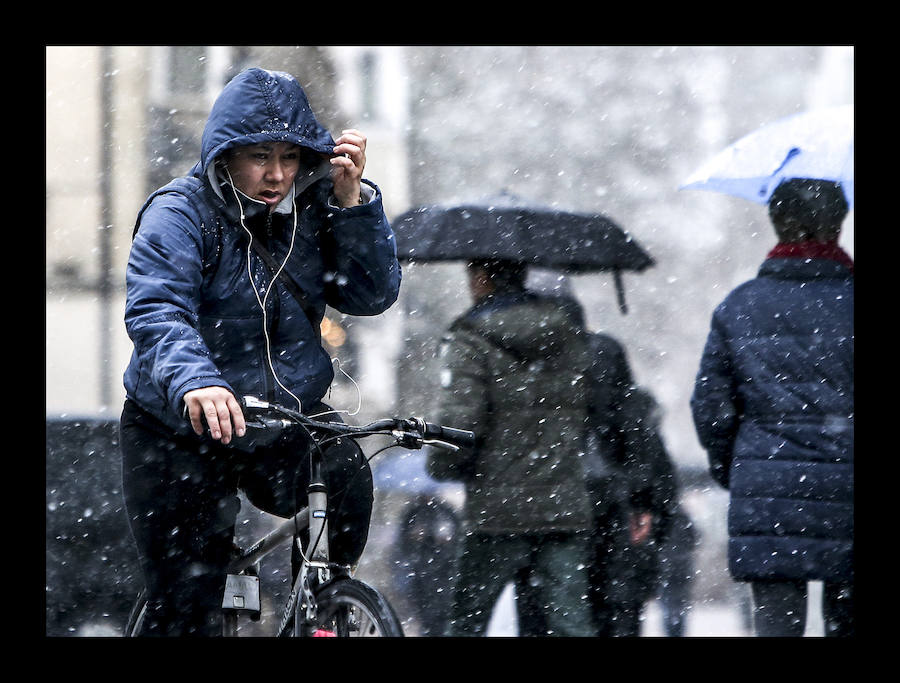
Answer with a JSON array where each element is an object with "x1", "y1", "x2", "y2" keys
[
  {"x1": 691, "y1": 255, "x2": 853, "y2": 582},
  {"x1": 123, "y1": 68, "x2": 401, "y2": 434}
]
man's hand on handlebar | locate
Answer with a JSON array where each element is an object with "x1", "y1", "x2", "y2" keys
[{"x1": 184, "y1": 387, "x2": 246, "y2": 445}]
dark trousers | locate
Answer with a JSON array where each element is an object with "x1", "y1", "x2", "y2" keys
[
  {"x1": 447, "y1": 530, "x2": 595, "y2": 637},
  {"x1": 658, "y1": 557, "x2": 693, "y2": 637},
  {"x1": 751, "y1": 579, "x2": 853, "y2": 637},
  {"x1": 584, "y1": 478, "x2": 637, "y2": 637},
  {"x1": 120, "y1": 400, "x2": 373, "y2": 637}
]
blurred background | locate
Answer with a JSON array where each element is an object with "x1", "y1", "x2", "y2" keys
[{"x1": 45, "y1": 45, "x2": 853, "y2": 636}]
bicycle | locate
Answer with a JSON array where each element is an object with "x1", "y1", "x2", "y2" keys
[{"x1": 124, "y1": 395, "x2": 474, "y2": 637}]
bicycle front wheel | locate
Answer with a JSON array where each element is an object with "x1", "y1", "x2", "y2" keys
[
  {"x1": 309, "y1": 578, "x2": 404, "y2": 637},
  {"x1": 123, "y1": 589, "x2": 147, "y2": 637}
]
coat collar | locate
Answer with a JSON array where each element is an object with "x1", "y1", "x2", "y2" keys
[
  {"x1": 766, "y1": 240, "x2": 854, "y2": 272},
  {"x1": 759, "y1": 255, "x2": 853, "y2": 280},
  {"x1": 760, "y1": 239, "x2": 853, "y2": 279}
]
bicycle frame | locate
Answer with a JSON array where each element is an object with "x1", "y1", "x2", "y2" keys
[
  {"x1": 222, "y1": 434, "x2": 340, "y2": 636},
  {"x1": 227, "y1": 507, "x2": 310, "y2": 576},
  {"x1": 127, "y1": 396, "x2": 474, "y2": 637},
  {"x1": 221, "y1": 407, "x2": 389, "y2": 636}
]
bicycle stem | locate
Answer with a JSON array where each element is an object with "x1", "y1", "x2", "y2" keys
[
  {"x1": 306, "y1": 441, "x2": 330, "y2": 574},
  {"x1": 307, "y1": 485, "x2": 329, "y2": 565}
]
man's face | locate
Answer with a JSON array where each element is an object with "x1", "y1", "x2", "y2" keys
[
  {"x1": 226, "y1": 142, "x2": 302, "y2": 210},
  {"x1": 467, "y1": 264, "x2": 494, "y2": 302}
]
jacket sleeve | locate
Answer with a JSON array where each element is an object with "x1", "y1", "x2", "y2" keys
[
  {"x1": 589, "y1": 335, "x2": 672, "y2": 511},
  {"x1": 320, "y1": 180, "x2": 401, "y2": 317},
  {"x1": 426, "y1": 328, "x2": 487, "y2": 483},
  {"x1": 620, "y1": 389, "x2": 678, "y2": 526},
  {"x1": 690, "y1": 312, "x2": 739, "y2": 489},
  {"x1": 125, "y1": 194, "x2": 233, "y2": 415},
  {"x1": 588, "y1": 334, "x2": 635, "y2": 468}
]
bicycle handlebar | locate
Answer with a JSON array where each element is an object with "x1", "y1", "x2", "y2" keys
[{"x1": 239, "y1": 396, "x2": 475, "y2": 452}]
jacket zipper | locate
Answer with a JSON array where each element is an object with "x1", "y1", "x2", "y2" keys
[{"x1": 261, "y1": 212, "x2": 279, "y2": 403}]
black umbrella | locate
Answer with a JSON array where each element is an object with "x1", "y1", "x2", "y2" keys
[{"x1": 392, "y1": 192, "x2": 654, "y2": 312}]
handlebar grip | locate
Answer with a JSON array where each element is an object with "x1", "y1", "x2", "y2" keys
[{"x1": 424, "y1": 423, "x2": 476, "y2": 448}]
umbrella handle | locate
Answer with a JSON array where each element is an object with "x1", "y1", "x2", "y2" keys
[{"x1": 614, "y1": 269, "x2": 628, "y2": 315}]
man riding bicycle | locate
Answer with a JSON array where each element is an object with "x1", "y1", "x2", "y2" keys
[{"x1": 119, "y1": 67, "x2": 401, "y2": 636}]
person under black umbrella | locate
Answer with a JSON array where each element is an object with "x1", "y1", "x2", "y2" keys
[
  {"x1": 426, "y1": 259, "x2": 599, "y2": 636},
  {"x1": 399, "y1": 191, "x2": 656, "y2": 636}
]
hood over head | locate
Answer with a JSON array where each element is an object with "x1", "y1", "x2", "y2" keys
[{"x1": 197, "y1": 68, "x2": 337, "y2": 212}]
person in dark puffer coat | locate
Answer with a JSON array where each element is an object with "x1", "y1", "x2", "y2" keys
[{"x1": 691, "y1": 178, "x2": 853, "y2": 637}]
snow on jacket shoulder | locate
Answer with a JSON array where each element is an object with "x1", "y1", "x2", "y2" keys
[{"x1": 691, "y1": 256, "x2": 853, "y2": 581}]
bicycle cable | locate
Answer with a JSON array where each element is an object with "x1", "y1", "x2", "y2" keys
[
  {"x1": 313, "y1": 357, "x2": 363, "y2": 420},
  {"x1": 275, "y1": 408, "x2": 409, "y2": 570}
]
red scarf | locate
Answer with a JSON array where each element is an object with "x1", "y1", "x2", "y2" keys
[{"x1": 767, "y1": 240, "x2": 854, "y2": 273}]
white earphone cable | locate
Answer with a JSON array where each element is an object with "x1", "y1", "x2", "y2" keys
[
  {"x1": 226, "y1": 166, "x2": 304, "y2": 413},
  {"x1": 223, "y1": 162, "x2": 365, "y2": 420}
]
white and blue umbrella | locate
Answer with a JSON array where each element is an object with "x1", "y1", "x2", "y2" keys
[{"x1": 681, "y1": 104, "x2": 853, "y2": 208}]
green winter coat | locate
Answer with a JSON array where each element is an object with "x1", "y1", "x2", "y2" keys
[{"x1": 426, "y1": 292, "x2": 594, "y2": 534}]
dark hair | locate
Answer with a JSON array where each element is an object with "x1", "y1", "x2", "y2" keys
[
  {"x1": 768, "y1": 178, "x2": 849, "y2": 243},
  {"x1": 466, "y1": 259, "x2": 528, "y2": 291}
]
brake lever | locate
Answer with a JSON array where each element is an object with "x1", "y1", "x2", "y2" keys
[
  {"x1": 423, "y1": 438, "x2": 460, "y2": 452},
  {"x1": 242, "y1": 411, "x2": 290, "y2": 427},
  {"x1": 391, "y1": 429, "x2": 424, "y2": 450},
  {"x1": 388, "y1": 428, "x2": 460, "y2": 452},
  {"x1": 241, "y1": 399, "x2": 293, "y2": 432}
]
